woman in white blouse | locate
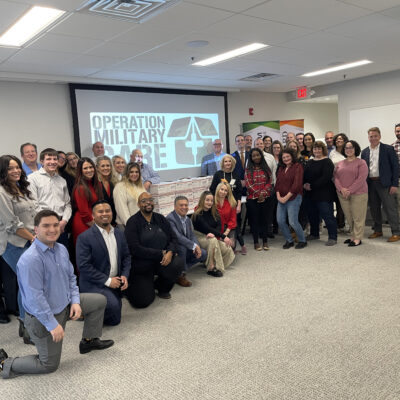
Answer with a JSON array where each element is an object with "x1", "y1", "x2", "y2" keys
[{"x1": 113, "y1": 162, "x2": 146, "y2": 228}]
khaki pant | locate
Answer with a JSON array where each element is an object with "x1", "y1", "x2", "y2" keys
[
  {"x1": 195, "y1": 231, "x2": 235, "y2": 272},
  {"x1": 338, "y1": 192, "x2": 368, "y2": 240}
]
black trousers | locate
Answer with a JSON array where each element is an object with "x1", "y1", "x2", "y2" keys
[
  {"x1": 0, "y1": 256, "x2": 18, "y2": 314},
  {"x1": 246, "y1": 198, "x2": 272, "y2": 243},
  {"x1": 126, "y1": 255, "x2": 184, "y2": 309}
]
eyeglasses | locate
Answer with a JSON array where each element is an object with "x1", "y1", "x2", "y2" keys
[{"x1": 140, "y1": 198, "x2": 154, "y2": 204}]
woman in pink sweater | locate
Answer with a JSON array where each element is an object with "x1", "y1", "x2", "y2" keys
[{"x1": 334, "y1": 140, "x2": 368, "y2": 246}]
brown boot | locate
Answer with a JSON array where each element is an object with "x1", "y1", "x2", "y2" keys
[{"x1": 176, "y1": 274, "x2": 192, "y2": 287}]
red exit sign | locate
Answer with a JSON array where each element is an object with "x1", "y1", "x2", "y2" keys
[{"x1": 296, "y1": 86, "x2": 308, "y2": 99}]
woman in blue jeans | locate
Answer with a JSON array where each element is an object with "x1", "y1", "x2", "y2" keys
[
  {"x1": 0, "y1": 155, "x2": 37, "y2": 342},
  {"x1": 275, "y1": 148, "x2": 307, "y2": 249},
  {"x1": 303, "y1": 141, "x2": 338, "y2": 246}
]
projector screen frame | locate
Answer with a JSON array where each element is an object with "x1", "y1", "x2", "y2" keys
[{"x1": 68, "y1": 83, "x2": 230, "y2": 160}]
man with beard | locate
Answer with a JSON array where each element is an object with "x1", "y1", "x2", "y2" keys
[{"x1": 124, "y1": 192, "x2": 183, "y2": 308}]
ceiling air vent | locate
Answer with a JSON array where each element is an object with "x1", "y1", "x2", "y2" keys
[
  {"x1": 77, "y1": 0, "x2": 180, "y2": 23},
  {"x1": 240, "y1": 73, "x2": 280, "y2": 82}
]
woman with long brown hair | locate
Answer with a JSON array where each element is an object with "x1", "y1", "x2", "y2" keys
[{"x1": 72, "y1": 157, "x2": 103, "y2": 245}]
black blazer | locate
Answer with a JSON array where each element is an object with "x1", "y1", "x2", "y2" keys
[{"x1": 361, "y1": 143, "x2": 399, "y2": 188}]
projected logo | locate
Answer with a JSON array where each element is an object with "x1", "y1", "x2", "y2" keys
[{"x1": 167, "y1": 117, "x2": 218, "y2": 165}]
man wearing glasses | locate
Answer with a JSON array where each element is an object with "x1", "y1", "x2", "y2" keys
[
  {"x1": 124, "y1": 192, "x2": 184, "y2": 308},
  {"x1": 200, "y1": 138, "x2": 226, "y2": 176}
]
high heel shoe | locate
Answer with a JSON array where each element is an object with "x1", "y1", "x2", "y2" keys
[{"x1": 348, "y1": 240, "x2": 362, "y2": 247}]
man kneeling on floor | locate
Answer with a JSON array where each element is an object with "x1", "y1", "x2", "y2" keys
[
  {"x1": 76, "y1": 200, "x2": 131, "y2": 326},
  {"x1": 0, "y1": 210, "x2": 114, "y2": 379},
  {"x1": 167, "y1": 196, "x2": 207, "y2": 286}
]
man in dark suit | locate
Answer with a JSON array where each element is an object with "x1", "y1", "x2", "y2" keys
[
  {"x1": 361, "y1": 127, "x2": 400, "y2": 242},
  {"x1": 76, "y1": 200, "x2": 131, "y2": 326},
  {"x1": 231, "y1": 134, "x2": 249, "y2": 191},
  {"x1": 167, "y1": 196, "x2": 207, "y2": 287}
]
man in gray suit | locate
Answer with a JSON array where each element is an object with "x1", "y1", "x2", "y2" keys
[
  {"x1": 200, "y1": 139, "x2": 226, "y2": 176},
  {"x1": 167, "y1": 196, "x2": 207, "y2": 287}
]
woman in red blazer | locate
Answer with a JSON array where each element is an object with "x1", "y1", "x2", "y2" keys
[{"x1": 72, "y1": 157, "x2": 103, "y2": 246}]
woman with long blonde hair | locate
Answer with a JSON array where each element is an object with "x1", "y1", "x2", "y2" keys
[
  {"x1": 113, "y1": 162, "x2": 146, "y2": 227},
  {"x1": 192, "y1": 191, "x2": 235, "y2": 277}
]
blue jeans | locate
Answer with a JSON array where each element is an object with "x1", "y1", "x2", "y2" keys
[
  {"x1": 2, "y1": 241, "x2": 30, "y2": 320},
  {"x1": 277, "y1": 195, "x2": 306, "y2": 243},
  {"x1": 306, "y1": 199, "x2": 337, "y2": 240}
]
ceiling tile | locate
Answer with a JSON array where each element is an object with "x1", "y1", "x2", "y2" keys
[
  {"x1": 195, "y1": 14, "x2": 313, "y2": 46},
  {"x1": 68, "y1": 54, "x2": 124, "y2": 69},
  {"x1": 244, "y1": 0, "x2": 372, "y2": 30},
  {"x1": 339, "y1": 0, "x2": 400, "y2": 12},
  {"x1": 85, "y1": 41, "x2": 151, "y2": 59},
  {"x1": 50, "y1": 13, "x2": 134, "y2": 40},
  {"x1": 10, "y1": 0, "x2": 86, "y2": 12},
  {"x1": 28, "y1": 33, "x2": 102, "y2": 54},
  {"x1": 184, "y1": 0, "x2": 270, "y2": 13},
  {"x1": 0, "y1": 46, "x2": 19, "y2": 63},
  {"x1": 6, "y1": 48, "x2": 75, "y2": 65}
]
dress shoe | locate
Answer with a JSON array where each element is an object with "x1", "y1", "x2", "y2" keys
[
  {"x1": 282, "y1": 241, "x2": 294, "y2": 249},
  {"x1": 157, "y1": 292, "x2": 171, "y2": 300},
  {"x1": 79, "y1": 338, "x2": 114, "y2": 354},
  {"x1": 254, "y1": 243, "x2": 262, "y2": 251},
  {"x1": 207, "y1": 268, "x2": 223, "y2": 277},
  {"x1": 344, "y1": 239, "x2": 352, "y2": 244},
  {"x1": 295, "y1": 242, "x2": 307, "y2": 249},
  {"x1": 240, "y1": 245, "x2": 247, "y2": 255},
  {"x1": 348, "y1": 240, "x2": 362, "y2": 247},
  {"x1": 176, "y1": 274, "x2": 192, "y2": 287},
  {"x1": 306, "y1": 234, "x2": 319, "y2": 240},
  {"x1": 0, "y1": 348, "x2": 8, "y2": 369},
  {"x1": 0, "y1": 313, "x2": 10, "y2": 324},
  {"x1": 387, "y1": 234, "x2": 400, "y2": 242},
  {"x1": 17, "y1": 317, "x2": 24, "y2": 336},
  {"x1": 368, "y1": 232, "x2": 383, "y2": 239}
]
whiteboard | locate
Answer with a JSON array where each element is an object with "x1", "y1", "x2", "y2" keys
[{"x1": 349, "y1": 103, "x2": 399, "y2": 148}]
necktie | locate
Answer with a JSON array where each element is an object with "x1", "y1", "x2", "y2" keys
[{"x1": 240, "y1": 152, "x2": 245, "y2": 168}]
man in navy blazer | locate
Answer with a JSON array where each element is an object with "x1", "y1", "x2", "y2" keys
[
  {"x1": 76, "y1": 200, "x2": 131, "y2": 325},
  {"x1": 361, "y1": 127, "x2": 400, "y2": 242},
  {"x1": 231, "y1": 134, "x2": 249, "y2": 194},
  {"x1": 167, "y1": 196, "x2": 207, "y2": 287}
]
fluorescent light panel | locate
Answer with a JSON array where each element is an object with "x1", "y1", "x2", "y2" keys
[
  {"x1": 302, "y1": 60, "x2": 372, "y2": 77},
  {"x1": 0, "y1": 6, "x2": 65, "y2": 47},
  {"x1": 192, "y1": 43, "x2": 268, "y2": 66}
]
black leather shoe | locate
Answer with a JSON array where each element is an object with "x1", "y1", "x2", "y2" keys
[
  {"x1": 207, "y1": 268, "x2": 223, "y2": 277},
  {"x1": 348, "y1": 240, "x2": 362, "y2": 247},
  {"x1": 282, "y1": 241, "x2": 294, "y2": 249},
  {"x1": 295, "y1": 242, "x2": 307, "y2": 249},
  {"x1": 344, "y1": 239, "x2": 352, "y2": 244},
  {"x1": 0, "y1": 348, "x2": 8, "y2": 368},
  {"x1": 0, "y1": 313, "x2": 10, "y2": 324},
  {"x1": 79, "y1": 338, "x2": 114, "y2": 354}
]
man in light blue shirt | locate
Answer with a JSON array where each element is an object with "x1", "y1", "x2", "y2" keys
[
  {"x1": 0, "y1": 210, "x2": 114, "y2": 379},
  {"x1": 201, "y1": 138, "x2": 226, "y2": 176}
]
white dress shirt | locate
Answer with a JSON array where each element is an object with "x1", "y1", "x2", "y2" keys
[
  {"x1": 95, "y1": 224, "x2": 118, "y2": 287},
  {"x1": 28, "y1": 168, "x2": 72, "y2": 222},
  {"x1": 369, "y1": 144, "x2": 380, "y2": 177}
]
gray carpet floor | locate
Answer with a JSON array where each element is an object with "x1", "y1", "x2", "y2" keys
[{"x1": 1, "y1": 228, "x2": 400, "y2": 400}]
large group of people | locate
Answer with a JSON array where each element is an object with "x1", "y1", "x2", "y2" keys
[{"x1": 1, "y1": 125, "x2": 400, "y2": 379}]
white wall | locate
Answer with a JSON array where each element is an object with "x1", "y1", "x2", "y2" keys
[
  {"x1": 227, "y1": 91, "x2": 338, "y2": 148},
  {"x1": 313, "y1": 69, "x2": 400, "y2": 148},
  {"x1": 0, "y1": 81, "x2": 338, "y2": 157},
  {"x1": 0, "y1": 81, "x2": 73, "y2": 156}
]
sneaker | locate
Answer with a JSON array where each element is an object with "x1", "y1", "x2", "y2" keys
[
  {"x1": 207, "y1": 268, "x2": 223, "y2": 277},
  {"x1": 262, "y1": 241, "x2": 269, "y2": 251},
  {"x1": 325, "y1": 239, "x2": 337, "y2": 246},
  {"x1": 282, "y1": 241, "x2": 294, "y2": 249},
  {"x1": 306, "y1": 234, "x2": 319, "y2": 240},
  {"x1": 240, "y1": 245, "x2": 247, "y2": 255},
  {"x1": 295, "y1": 242, "x2": 307, "y2": 249}
]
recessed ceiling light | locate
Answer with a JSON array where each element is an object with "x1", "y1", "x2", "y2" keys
[
  {"x1": 302, "y1": 60, "x2": 372, "y2": 77},
  {"x1": 186, "y1": 40, "x2": 209, "y2": 48},
  {"x1": 192, "y1": 43, "x2": 268, "y2": 66},
  {"x1": 0, "y1": 6, "x2": 65, "y2": 47}
]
